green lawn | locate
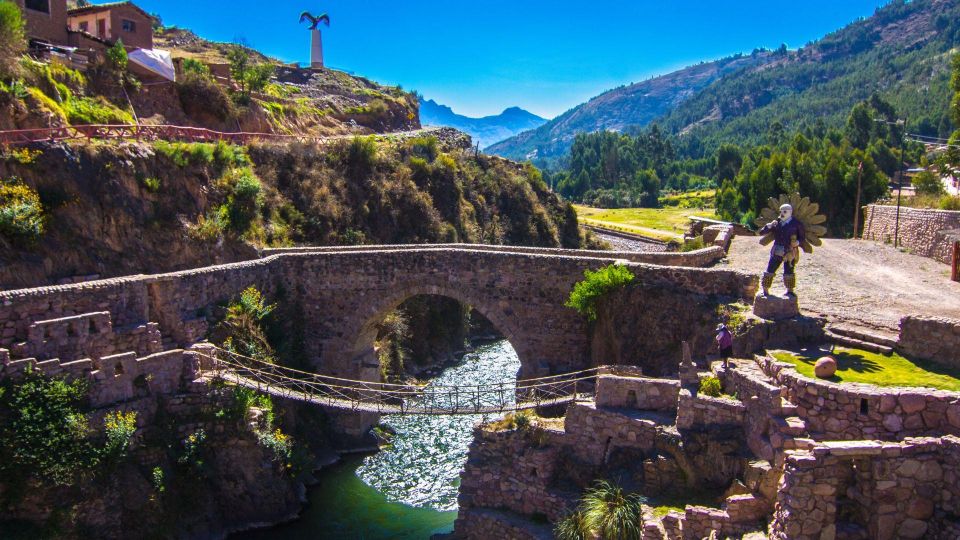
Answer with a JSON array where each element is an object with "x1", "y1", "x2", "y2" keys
[
  {"x1": 574, "y1": 205, "x2": 718, "y2": 241},
  {"x1": 771, "y1": 347, "x2": 960, "y2": 391}
]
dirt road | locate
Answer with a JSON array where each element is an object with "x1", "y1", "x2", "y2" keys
[{"x1": 723, "y1": 237, "x2": 960, "y2": 334}]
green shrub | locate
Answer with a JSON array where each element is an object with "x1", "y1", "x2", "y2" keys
[
  {"x1": 176, "y1": 71, "x2": 234, "y2": 121},
  {"x1": 177, "y1": 429, "x2": 207, "y2": 471},
  {"x1": 913, "y1": 170, "x2": 945, "y2": 196},
  {"x1": 64, "y1": 96, "x2": 133, "y2": 125},
  {"x1": 680, "y1": 235, "x2": 705, "y2": 252},
  {"x1": 406, "y1": 136, "x2": 439, "y2": 162},
  {"x1": 939, "y1": 195, "x2": 960, "y2": 210},
  {"x1": 257, "y1": 428, "x2": 293, "y2": 464},
  {"x1": 555, "y1": 510, "x2": 589, "y2": 540},
  {"x1": 219, "y1": 167, "x2": 263, "y2": 235},
  {"x1": 0, "y1": 177, "x2": 45, "y2": 245},
  {"x1": 180, "y1": 58, "x2": 210, "y2": 77},
  {"x1": 140, "y1": 176, "x2": 161, "y2": 192},
  {"x1": 150, "y1": 466, "x2": 165, "y2": 493},
  {"x1": 26, "y1": 86, "x2": 66, "y2": 120},
  {"x1": 0, "y1": 0, "x2": 26, "y2": 78},
  {"x1": 346, "y1": 136, "x2": 378, "y2": 178},
  {"x1": 0, "y1": 369, "x2": 97, "y2": 486},
  {"x1": 699, "y1": 376, "x2": 722, "y2": 397},
  {"x1": 218, "y1": 286, "x2": 276, "y2": 364},
  {"x1": 567, "y1": 480, "x2": 644, "y2": 540},
  {"x1": 105, "y1": 39, "x2": 128, "y2": 75},
  {"x1": 565, "y1": 264, "x2": 636, "y2": 321},
  {"x1": 102, "y1": 410, "x2": 137, "y2": 462}
]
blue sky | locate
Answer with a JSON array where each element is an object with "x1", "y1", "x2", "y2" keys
[{"x1": 136, "y1": 0, "x2": 885, "y2": 118}]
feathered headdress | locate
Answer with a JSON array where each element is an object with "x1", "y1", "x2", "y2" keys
[{"x1": 754, "y1": 193, "x2": 827, "y2": 253}]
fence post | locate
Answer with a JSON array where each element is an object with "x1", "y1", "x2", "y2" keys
[{"x1": 952, "y1": 241, "x2": 960, "y2": 283}]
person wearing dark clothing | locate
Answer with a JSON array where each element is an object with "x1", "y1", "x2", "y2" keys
[
  {"x1": 758, "y1": 204, "x2": 806, "y2": 297},
  {"x1": 716, "y1": 324, "x2": 733, "y2": 368}
]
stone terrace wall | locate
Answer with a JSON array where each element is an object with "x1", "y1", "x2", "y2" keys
[
  {"x1": 771, "y1": 437, "x2": 960, "y2": 540},
  {"x1": 758, "y1": 356, "x2": 960, "y2": 441},
  {"x1": 457, "y1": 427, "x2": 574, "y2": 522},
  {"x1": 453, "y1": 509, "x2": 552, "y2": 540},
  {"x1": 0, "y1": 348, "x2": 202, "y2": 409},
  {"x1": 595, "y1": 375, "x2": 680, "y2": 411},
  {"x1": 862, "y1": 205, "x2": 960, "y2": 264},
  {"x1": 898, "y1": 315, "x2": 960, "y2": 371},
  {"x1": 675, "y1": 389, "x2": 746, "y2": 430}
]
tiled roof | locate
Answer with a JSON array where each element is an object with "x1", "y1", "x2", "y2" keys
[{"x1": 67, "y1": 1, "x2": 153, "y2": 20}]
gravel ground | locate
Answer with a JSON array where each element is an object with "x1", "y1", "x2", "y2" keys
[
  {"x1": 722, "y1": 237, "x2": 960, "y2": 334},
  {"x1": 592, "y1": 231, "x2": 670, "y2": 252}
]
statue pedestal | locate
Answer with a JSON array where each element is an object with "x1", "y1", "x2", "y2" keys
[{"x1": 753, "y1": 294, "x2": 799, "y2": 320}]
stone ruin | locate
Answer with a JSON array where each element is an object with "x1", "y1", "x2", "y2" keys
[{"x1": 453, "y1": 324, "x2": 960, "y2": 540}]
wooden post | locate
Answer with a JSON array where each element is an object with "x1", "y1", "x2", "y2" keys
[
  {"x1": 853, "y1": 161, "x2": 863, "y2": 239},
  {"x1": 953, "y1": 241, "x2": 960, "y2": 283}
]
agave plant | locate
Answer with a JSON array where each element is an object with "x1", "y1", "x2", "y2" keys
[{"x1": 754, "y1": 193, "x2": 828, "y2": 253}]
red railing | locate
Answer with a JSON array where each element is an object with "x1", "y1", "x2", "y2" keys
[{"x1": 0, "y1": 124, "x2": 335, "y2": 146}]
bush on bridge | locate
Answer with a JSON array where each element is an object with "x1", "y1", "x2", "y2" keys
[{"x1": 565, "y1": 264, "x2": 636, "y2": 322}]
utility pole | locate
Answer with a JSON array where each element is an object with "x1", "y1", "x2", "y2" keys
[
  {"x1": 894, "y1": 116, "x2": 908, "y2": 248},
  {"x1": 875, "y1": 116, "x2": 909, "y2": 248},
  {"x1": 853, "y1": 161, "x2": 863, "y2": 239}
]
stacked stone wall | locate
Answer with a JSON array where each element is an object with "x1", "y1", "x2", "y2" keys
[
  {"x1": 770, "y1": 437, "x2": 960, "y2": 540},
  {"x1": 595, "y1": 375, "x2": 679, "y2": 411},
  {"x1": 675, "y1": 389, "x2": 746, "y2": 429},
  {"x1": 759, "y1": 356, "x2": 960, "y2": 440},
  {"x1": 457, "y1": 427, "x2": 574, "y2": 522},
  {"x1": 1, "y1": 347, "x2": 202, "y2": 409},
  {"x1": 898, "y1": 315, "x2": 960, "y2": 370},
  {"x1": 453, "y1": 509, "x2": 552, "y2": 540},
  {"x1": 862, "y1": 204, "x2": 960, "y2": 264}
]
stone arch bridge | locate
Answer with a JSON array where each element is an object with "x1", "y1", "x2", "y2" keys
[{"x1": 0, "y1": 244, "x2": 754, "y2": 395}]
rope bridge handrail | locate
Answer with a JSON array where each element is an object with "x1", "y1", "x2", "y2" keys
[{"x1": 194, "y1": 346, "x2": 599, "y2": 415}]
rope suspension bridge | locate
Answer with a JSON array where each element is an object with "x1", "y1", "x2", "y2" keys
[{"x1": 195, "y1": 347, "x2": 600, "y2": 415}]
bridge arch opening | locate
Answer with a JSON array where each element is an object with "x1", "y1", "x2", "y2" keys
[{"x1": 335, "y1": 283, "x2": 537, "y2": 383}]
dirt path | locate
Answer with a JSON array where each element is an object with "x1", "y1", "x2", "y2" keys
[{"x1": 722, "y1": 237, "x2": 960, "y2": 335}]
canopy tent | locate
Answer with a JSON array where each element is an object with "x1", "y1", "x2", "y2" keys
[{"x1": 128, "y1": 48, "x2": 175, "y2": 82}]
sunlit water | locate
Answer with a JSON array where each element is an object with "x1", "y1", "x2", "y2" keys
[{"x1": 234, "y1": 340, "x2": 520, "y2": 540}]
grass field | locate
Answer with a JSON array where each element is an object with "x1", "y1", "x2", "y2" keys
[
  {"x1": 574, "y1": 205, "x2": 718, "y2": 241},
  {"x1": 771, "y1": 347, "x2": 960, "y2": 391}
]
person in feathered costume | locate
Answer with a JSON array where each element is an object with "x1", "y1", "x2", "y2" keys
[{"x1": 754, "y1": 193, "x2": 828, "y2": 298}]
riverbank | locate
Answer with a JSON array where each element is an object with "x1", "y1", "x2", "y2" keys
[{"x1": 232, "y1": 340, "x2": 521, "y2": 540}]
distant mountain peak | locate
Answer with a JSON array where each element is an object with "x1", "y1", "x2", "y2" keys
[{"x1": 419, "y1": 98, "x2": 547, "y2": 149}]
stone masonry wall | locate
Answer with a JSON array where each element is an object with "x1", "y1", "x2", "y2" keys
[
  {"x1": 759, "y1": 356, "x2": 960, "y2": 441},
  {"x1": 862, "y1": 204, "x2": 960, "y2": 264},
  {"x1": 770, "y1": 437, "x2": 960, "y2": 540},
  {"x1": 898, "y1": 315, "x2": 960, "y2": 371},
  {"x1": 595, "y1": 375, "x2": 680, "y2": 411},
  {"x1": 0, "y1": 247, "x2": 755, "y2": 386}
]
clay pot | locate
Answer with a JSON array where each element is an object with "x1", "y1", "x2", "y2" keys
[{"x1": 815, "y1": 356, "x2": 837, "y2": 379}]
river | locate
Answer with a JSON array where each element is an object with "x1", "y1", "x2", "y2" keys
[{"x1": 235, "y1": 340, "x2": 521, "y2": 540}]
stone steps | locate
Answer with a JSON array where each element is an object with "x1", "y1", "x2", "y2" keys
[
  {"x1": 823, "y1": 329, "x2": 894, "y2": 355},
  {"x1": 772, "y1": 415, "x2": 808, "y2": 437},
  {"x1": 827, "y1": 324, "x2": 899, "y2": 348},
  {"x1": 779, "y1": 397, "x2": 798, "y2": 416}
]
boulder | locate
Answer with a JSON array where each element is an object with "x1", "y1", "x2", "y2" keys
[{"x1": 814, "y1": 356, "x2": 837, "y2": 379}]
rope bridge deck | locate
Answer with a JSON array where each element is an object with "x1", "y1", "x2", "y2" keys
[{"x1": 197, "y1": 347, "x2": 598, "y2": 415}]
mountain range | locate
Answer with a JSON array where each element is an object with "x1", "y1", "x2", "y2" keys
[
  {"x1": 418, "y1": 97, "x2": 547, "y2": 149},
  {"x1": 488, "y1": 0, "x2": 960, "y2": 163}
]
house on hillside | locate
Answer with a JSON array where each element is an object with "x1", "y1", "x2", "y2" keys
[
  {"x1": 13, "y1": 0, "x2": 70, "y2": 46},
  {"x1": 67, "y1": 1, "x2": 154, "y2": 50}
]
